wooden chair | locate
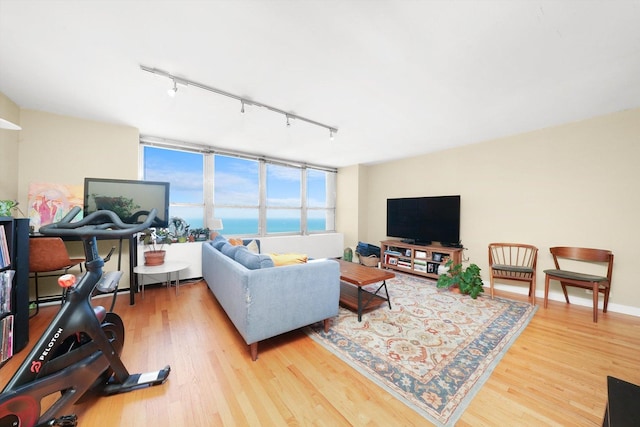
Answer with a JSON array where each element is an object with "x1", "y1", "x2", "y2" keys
[
  {"x1": 488, "y1": 243, "x2": 538, "y2": 305},
  {"x1": 29, "y1": 237, "x2": 84, "y2": 316},
  {"x1": 543, "y1": 246, "x2": 614, "y2": 323}
]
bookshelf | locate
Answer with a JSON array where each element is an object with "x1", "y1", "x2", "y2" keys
[
  {"x1": 0, "y1": 217, "x2": 29, "y2": 366},
  {"x1": 380, "y1": 240, "x2": 462, "y2": 280}
]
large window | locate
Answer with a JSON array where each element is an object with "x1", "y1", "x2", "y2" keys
[
  {"x1": 141, "y1": 143, "x2": 336, "y2": 236},
  {"x1": 143, "y1": 146, "x2": 205, "y2": 227}
]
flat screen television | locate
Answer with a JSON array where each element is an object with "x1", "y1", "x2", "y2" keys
[
  {"x1": 386, "y1": 195, "x2": 461, "y2": 246},
  {"x1": 83, "y1": 178, "x2": 170, "y2": 228}
]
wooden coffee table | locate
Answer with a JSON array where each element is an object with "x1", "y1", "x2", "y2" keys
[{"x1": 337, "y1": 260, "x2": 395, "y2": 321}]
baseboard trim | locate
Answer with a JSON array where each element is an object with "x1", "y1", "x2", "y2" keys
[{"x1": 488, "y1": 282, "x2": 640, "y2": 318}]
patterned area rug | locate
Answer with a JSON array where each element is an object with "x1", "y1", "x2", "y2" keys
[{"x1": 305, "y1": 272, "x2": 537, "y2": 426}]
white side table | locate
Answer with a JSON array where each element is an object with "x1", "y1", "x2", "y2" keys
[{"x1": 133, "y1": 261, "x2": 190, "y2": 297}]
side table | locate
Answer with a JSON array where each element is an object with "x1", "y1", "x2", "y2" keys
[{"x1": 133, "y1": 261, "x2": 189, "y2": 297}]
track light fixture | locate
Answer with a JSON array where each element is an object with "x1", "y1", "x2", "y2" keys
[
  {"x1": 141, "y1": 65, "x2": 338, "y2": 139},
  {"x1": 167, "y1": 79, "x2": 178, "y2": 97}
]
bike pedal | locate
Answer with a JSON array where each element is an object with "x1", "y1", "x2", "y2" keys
[
  {"x1": 102, "y1": 365, "x2": 171, "y2": 395},
  {"x1": 39, "y1": 414, "x2": 78, "y2": 427}
]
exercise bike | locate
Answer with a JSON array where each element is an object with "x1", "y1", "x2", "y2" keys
[{"x1": 0, "y1": 207, "x2": 171, "y2": 427}]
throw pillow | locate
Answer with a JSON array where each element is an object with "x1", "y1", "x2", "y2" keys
[
  {"x1": 268, "y1": 253, "x2": 308, "y2": 266},
  {"x1": 210, "y1": 234, "x2": 228, "y2": 250},
  {"x1": 235, "y1": 247, "x2": 274, "y2": 269},
  {"x1": 228, "y1": 238, "x2": 244, "y2": 246},
  {"x1": 246, "y1": 239, "x2": 259, "y2": 254}
]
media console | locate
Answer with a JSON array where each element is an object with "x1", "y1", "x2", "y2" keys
[{"x1": 380, "y1": 240, "x2": 463, "y2": 280}]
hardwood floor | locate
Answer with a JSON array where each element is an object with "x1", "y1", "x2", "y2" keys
[{"x1": 2, "y1": 280, "x2": 639, "y2": 426}]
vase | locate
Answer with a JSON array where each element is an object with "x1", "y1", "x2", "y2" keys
[{"x1": 144, "y1": 250, "x2": 166, "y2": 266}]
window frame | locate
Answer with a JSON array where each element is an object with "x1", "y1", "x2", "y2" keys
[{"x1": 140, "y1": 139, "x2": 337, "y2": 236}]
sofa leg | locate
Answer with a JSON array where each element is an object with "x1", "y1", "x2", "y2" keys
[
  {"x1": 323, "y1": 318, "x2": 331, "y2": 333},
  {"x1": 250, "y1": 342, "x2": 258, "y2": 361}
]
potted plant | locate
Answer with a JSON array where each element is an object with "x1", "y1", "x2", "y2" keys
[
  {"x1": 168, "y1": 217, "x2": 189, "y2": 243},
  {"x1": 189, "y1": 227, "x2": 210, "y2": 242},
  {"x1": 436, "y1": 260, "x2": 485, "y2": 299},
  {"x1": 0, "y1": 200, "x2": 19, "y2": 217},
  {"x1": 140, "y1": 227, "x2": 172, "y2": 265}
]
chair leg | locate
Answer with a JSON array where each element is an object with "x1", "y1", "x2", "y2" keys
[
  {"x1": 603, "y1": 285, "x2": 610, "y2": 313},
  {"x1": 561, "y1": 282, "x2": 570, "y2": 304},
  {"x1": 489, "y1": 275, "x2": 495, "y2": 299},
  {"x1": 530, "y1": 279, "x2": 536, "y2": 306},
  {"x1": 544, "y1": 275, "x2": 550, "y2": 308},
  {"x1": 592, "y1": 283, "x2": 599, "y2": 323}
]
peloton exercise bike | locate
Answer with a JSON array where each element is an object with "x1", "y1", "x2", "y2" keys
[{"x1": 0, "y1": 207, "x2": 171, "y2": 427}]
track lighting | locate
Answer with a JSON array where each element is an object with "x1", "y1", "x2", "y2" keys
[
  {"x1": 141, "y1": 65, "x2": 338, "y2": 137},
  {"x1": 167, "y1": 80, "x2": 178, "y2": 97}
]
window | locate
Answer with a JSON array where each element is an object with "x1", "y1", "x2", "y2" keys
[
  {"x1": 214, "y1": 155, "x2": 260, "y2": 235},
  {"x1": 141, "y1": 143, "x2": 336, "y2": 236},
  {"x1": 143, "y1": 146, "x2": 205, "y2": 228},
  {"x1": 266, "y1": 163, "x2": 301, "y2": 234}
]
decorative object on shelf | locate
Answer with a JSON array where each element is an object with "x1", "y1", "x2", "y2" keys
[
  {"x1": 0, "y1": 200, "x2": 18, "y2": 217},
  {"x1": 140, "y1": 228, "x2": 172, "y2": 266},
  {"x1": 436, "y1": 260, "x2": 484, "y2": 299},
  {"x1": 208, "y1": 218, "x2": 223, "y2": 240},
  {"x1": 343, "y1": 247, "x2": 353, "y2": 262},
  {"x1": 168, "y1": 217, "x2": 189, "y2": 243},
  {"x1": 189, "y1": 228, "x2": 210, "y2": 242}
]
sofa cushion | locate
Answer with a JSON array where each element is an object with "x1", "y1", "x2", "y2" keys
[
  {"x1": 268, "y1": 253, "x2": 308, "y2": 266},
  {"x1": 221, "y1": 242, "x2": 243, "y2": 258},
  {"x1": 234, "y1": 246, "x2": 274, "y2": 269},
  {"x1": 210, "y1": 234, "x2": 228, "y2": 250}
]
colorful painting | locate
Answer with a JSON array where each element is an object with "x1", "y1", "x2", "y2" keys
[{"x1": 28, "y1": 182, "x2": 83, "y2": 229}]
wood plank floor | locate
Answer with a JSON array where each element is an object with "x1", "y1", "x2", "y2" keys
[{"x1": 2, "y1": 280, "x2": 639, "y2": 426}]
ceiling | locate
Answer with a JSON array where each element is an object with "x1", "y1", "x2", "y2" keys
[{"x1": 1, "y1": 1, "x2": 639, "y2": 168}]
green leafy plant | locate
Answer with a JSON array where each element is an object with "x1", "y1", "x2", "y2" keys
[
  {"x1": 168, "y1": 217, "x2": 190, "y2": 242},
  {"x1": 0, "y1": 200, "x2": 19, "y2": 217},
  {"x1": 140, "y1": 227, "x2": 172, "y2": 251},
  {"x1": 189, "y1": 227, "x2": 210, "y2": 241},
  {"x1": 436, "y1": 260, "x2": 485, "y2": 299}
]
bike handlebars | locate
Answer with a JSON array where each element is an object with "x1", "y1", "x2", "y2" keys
[{"x1": 39, "y1": 206, "x2": 158, "y2": 238}]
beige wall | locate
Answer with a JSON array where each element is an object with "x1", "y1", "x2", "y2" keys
[
  {"x1": 16, "y1": 108, "x2": 140, "y2": 295},
  {"x1": 351, "y1": 108, "x2": 640, "y2": 314},
  {"x1": 0, "y1": 92, "x2": 21, "y2": 200}
]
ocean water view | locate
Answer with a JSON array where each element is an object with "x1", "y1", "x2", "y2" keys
[
  {"x1": 219, "y1": 218, "x2": 327, "y2": 235},
  {"x1": 222, "y1": 218, "x2": 326, "y2": 235}
]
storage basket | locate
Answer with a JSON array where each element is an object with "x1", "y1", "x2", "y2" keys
[{"x1": 357, "y1": 253, "x2": 380, "y2": 267}]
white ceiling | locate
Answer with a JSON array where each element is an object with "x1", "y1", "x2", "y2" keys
[{"x1": 1, "y1": 1, "x2": 639, "y2": 168}]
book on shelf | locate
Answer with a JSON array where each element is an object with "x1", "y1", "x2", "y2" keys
[
  {"x1": 384, "y1": 249, "x2": 403, "y2": 256},
  {"x1": 0, "y1": 225, "x2": 10, "y2": 269},
  {"x1": 414, "y1": 265, "x2": 427, "y2": 272},
  {"x1": 0, "y1": 270, "x2": 14, "y2": 316},
  {"x1": 413, "y1": 259, "x2": 427, "y2": 266},
  {"x1": 415, "y1": 250, "x2": 427, "y2": 259},
  {"x1": 0, "y1": 314, "x2": 13, "y2": 363}
]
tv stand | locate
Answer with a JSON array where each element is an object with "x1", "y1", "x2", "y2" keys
[{"x1": 380, "y1": 240, "x2": 463, "y2": 280}]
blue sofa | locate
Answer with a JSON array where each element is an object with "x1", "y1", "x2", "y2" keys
[{"x1": 202, "y1": 236, "x2": 340, "y2": 361}]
